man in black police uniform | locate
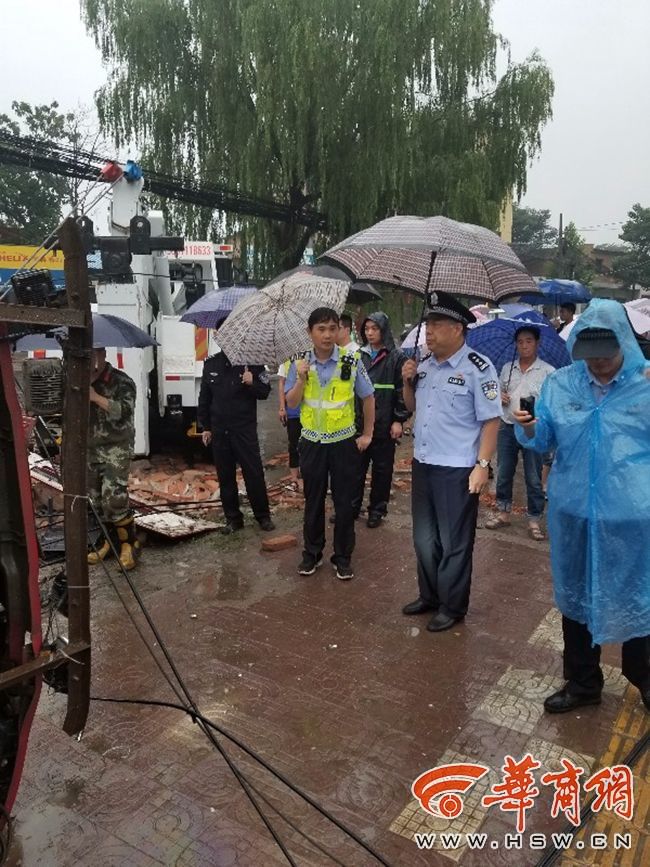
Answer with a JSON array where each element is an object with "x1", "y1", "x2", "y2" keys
[
  {"x1": 198, "y1": 348, "x2": 274, "y2": 533},
  {"x1": 401, "y1": 293, "x2": 501, "y2": 632}
]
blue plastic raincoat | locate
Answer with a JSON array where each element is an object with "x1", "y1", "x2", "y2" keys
[{"x1": 515, "y1": 300, "x2": 650, "y2": 644}]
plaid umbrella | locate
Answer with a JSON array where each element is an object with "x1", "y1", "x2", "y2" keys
[
  {"x1": 180, "y1": 284, "x2": 258, "y2": 328},
  {"x1": 322, "y1": 215, "x2": 538, "y2": 302},
  {"x1": 465, "y1": 310, "x2": 571, "y2": 375},
  {"x1": 267, "y1": 264, "x2": 381, "y2": 305},
  {"x1": 215, "y1": 273, "x2": 348, "y2": 366}
]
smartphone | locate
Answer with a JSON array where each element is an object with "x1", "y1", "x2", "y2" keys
[{"x1": 520, "y1": 396, "x2": 536, "y2": 418}]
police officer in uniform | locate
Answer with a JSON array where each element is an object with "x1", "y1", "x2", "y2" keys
[
  {"x1": 285, "y1": 307, "x2": 375, "y2": 581},
  {"x1": 198, "y1": 349, "x2": 274, "y2": 533},
  {"x1": 401, "y1": 294, "x2": 502, "y2": 631},
  {"x1": 86, "y1": 347, "x2": 139, "y2": 570}
]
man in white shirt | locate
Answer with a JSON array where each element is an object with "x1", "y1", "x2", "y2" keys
[
  {"x1": 337, "y1": 313, "x2": 360, "y2": 353},
  {"x1": 485, "y1": 325, "x2": 555, "y2": 540}
]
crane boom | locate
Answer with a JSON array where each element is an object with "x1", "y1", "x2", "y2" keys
[{"x1": 0, "y1": 131, "x2": 327, "y2": 230}]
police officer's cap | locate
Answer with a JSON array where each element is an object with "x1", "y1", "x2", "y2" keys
[
  {"x1": 571, "y1": 327, "x2": 620, "y2": 360},
  {"x1": 425, "y1": 291, "x2": 477, "y2": 326}
]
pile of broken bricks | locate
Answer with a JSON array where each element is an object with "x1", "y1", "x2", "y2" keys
[{"x1": 127, "y1": 453, "x2": 305, "y2": 513}]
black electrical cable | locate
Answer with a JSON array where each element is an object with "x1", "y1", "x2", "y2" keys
[
  {"x1": 36, "y1": 450, "x2": 299, "y2": 865},
  {"x1": 90, "y1": 696, "x2": 390, "y2": 867},
  {"x1": 89, "y1": 697, "x2": 347, "y2": 866},
  {"x1": 33, "y1": 412, "x2": 393, "y2": 866},
  {"x1": 535, "y1": 729, "x2": 649, "y2": 867}
]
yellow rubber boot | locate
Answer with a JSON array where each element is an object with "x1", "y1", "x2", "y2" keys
[
  {"x1": 88, "y1": 539, "x2": 111, "y2": 565},
  {"x1": 115, "y1": 516, "x2": 141, "y2": 571}
]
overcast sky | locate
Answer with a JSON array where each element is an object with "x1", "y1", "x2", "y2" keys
[{"x1": 1, "y1": 0, "x2": 648, "y2": 245}]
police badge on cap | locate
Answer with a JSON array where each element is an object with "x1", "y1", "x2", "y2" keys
[{"x1": 425, "y1": 291, "x2": 477, "y2": 326}]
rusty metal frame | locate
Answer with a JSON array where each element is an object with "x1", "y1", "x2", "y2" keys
[{"x1": 0, "y1": 217, "x2": 92, "y2": 735}]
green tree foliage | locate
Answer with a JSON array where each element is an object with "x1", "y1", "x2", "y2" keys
[
  {"x1": 613, "y1": 204, "x2": 650, "y2": 289},
  {"x1": 512, "y1": 205, "x2": 557, "y2": 247},
  {"x1": 82, "y1": 0, "x2": 554, "y2": 278},
  {"x1": 0, "y1": 101, "x2": 77, "y2": 243}
]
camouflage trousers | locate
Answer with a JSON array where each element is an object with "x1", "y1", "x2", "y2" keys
[{"x1": 87, "y1": 445, "x2": 132, "y2": 523}]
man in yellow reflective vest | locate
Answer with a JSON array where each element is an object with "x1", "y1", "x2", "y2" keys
[{"x1": 285, "y1": 307, "x2": 375, "y2": 580}]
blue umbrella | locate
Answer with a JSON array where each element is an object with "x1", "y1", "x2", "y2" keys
[
  {"x1": 465, "y1": 310, "x2": 571, "y2": 375},
  {"x1": 499, "y1": 302, "x2": 534, "y2": 318},
  {"x1": 519, "y1": 279, "x2": 591, "y2": 306},
  {"x1": 180, "y1": 284, "x2": 258, "y2": 329},
  {"x1": 12, "y1": 313, "x2": 157, "y2": 350}
]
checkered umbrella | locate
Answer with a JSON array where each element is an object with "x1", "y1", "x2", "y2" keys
[
  {"x1": 322, "y1": 215, "x2": 538, "y2": 302},
  {"x1": 266, "y1": 264, "x2": 381, "y2": 305},
  {"x1": 180, "y1": 284, "x2": 258, "y2": 328},
  {"x1": 215, "y1": 273, "x2": 349, "y2": 366}
]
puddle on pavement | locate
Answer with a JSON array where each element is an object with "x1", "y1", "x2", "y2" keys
[
  {"x1": 51, "y1": 776, "x2": 85, "y2": 809},
  {"x1": 215, "y1": 564, "x2": 250, "y2": 600}
]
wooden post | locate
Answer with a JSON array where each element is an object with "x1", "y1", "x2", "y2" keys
[{"x1": 57, "y1": 218, "x2": 92, "y2": 735}]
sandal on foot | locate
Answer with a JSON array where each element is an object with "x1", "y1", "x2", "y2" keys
[
  {"x1": 528, "y1": 524, "x2": 545, "y2": 541},
  {"x1": 485, "y1": 515, "x2": 511, "y2": 530}
]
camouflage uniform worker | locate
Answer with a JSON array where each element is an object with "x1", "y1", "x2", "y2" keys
[{"x1": 87, "y1": 348, "x2": 139, "y2": 570}]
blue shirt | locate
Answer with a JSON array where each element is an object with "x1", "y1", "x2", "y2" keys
[
  {"x1": 284, "y1": 345, "x2": 374, "y2": 399},
  {"x1": 413, "y1": 343, "x2": 502, "y2": 467},
  {"x1": 588, "y1": 372, "x2": 619, "y2": 405}
]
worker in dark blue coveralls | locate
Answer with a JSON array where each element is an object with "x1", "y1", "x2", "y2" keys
[
  {"x1": 198, "y1": 349, "x2": 275, "y2": 534},
  {"x1": 401, "y1": 294, "x2": 501, "y2": 632}
]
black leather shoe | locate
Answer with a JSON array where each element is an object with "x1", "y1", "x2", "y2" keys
[
  {"x1": 220, "y1": 521, "x2": 243, "y2": 535},
  {"x1": 427, "y1": 612, "x2": 463, "y2": 632},
  {"x1": 543, "y1": 687, "x2": 602, "y2": 714},
  {"x1": 258, "y1": 517, "x2": 275, "y2": 532},
  {"x1": 366, "y1": 513, "x2": 382, "y2": 528},
  {"x1": 402, "y1": 598, "x2": 435, "y2": 616}
]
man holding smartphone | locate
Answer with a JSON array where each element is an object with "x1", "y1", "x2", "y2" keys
[
  {"x1": 513, "y1": 300, "x2": 650, "y2": 715},
  {"x1": 485, "y1": 325, "x2": 555, "y2": 540}
]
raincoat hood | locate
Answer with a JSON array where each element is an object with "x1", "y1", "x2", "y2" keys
[
  {"x1": 566, "y1": 299, "x2": 645, "y2": 378},
  {"x1": 360, "y1": 311, "x2": 395, "y2": 352}
]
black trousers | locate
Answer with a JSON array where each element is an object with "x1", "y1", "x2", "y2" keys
[
  {"x1": 562, "y1": 615, "x2": 650, "y2": 696},
  {"x1": 212, "y1": 426, "x2": 270, "y2": 523},
  {"x1": 286, "y1": 417, "x2": 302, "y2": 469},
  {"x1": 299, "y1": 437, "x2": 358, "y2": 567},
  {"x1": 351, "y1": 437, "x2": 396, "y2": 518},
  {"x1": 411, "y1": 460, "x2": 479, "y2": 618}
]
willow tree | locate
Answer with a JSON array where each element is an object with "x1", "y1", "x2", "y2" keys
[{"x1": 82, "y1": 0, "x2": 554, "y2": 278}]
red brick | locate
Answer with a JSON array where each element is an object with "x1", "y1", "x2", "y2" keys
[{"x1": 261, "y1": 534, "x2": 298, "y2": 552}]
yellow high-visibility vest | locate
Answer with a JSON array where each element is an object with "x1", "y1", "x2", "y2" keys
[{"x1": 300, "y1": 352, "x2": 359, "y2": 443}]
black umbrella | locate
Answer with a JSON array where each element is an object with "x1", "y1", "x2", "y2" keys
[{"x1": 266, "y1": 264, "x2": 381, "y2": 305}]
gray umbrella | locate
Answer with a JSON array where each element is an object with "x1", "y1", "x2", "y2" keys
[
  {"x1": 322, "y1": 215, "x2": 539, "y2": 302},
  {"x1": 266, "y1": 264, "x2": 381, "y2": 305},
  {"x1": 12, "y1": 313, "x2": 157, "y2": 350}
]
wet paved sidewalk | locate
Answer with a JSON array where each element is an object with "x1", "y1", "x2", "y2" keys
[{"x1": 8, "y1": 456, "x2": 649, "y2": 866}]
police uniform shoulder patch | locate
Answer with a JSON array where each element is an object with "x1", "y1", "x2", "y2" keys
[
  {"x1": 259, "y1": 371, "x2": 270, "y2": 384},
  {"x1": 468, "y1": 352, "x2": 489, "y2": 372},
  {"x1": 481, "y1": 380, "x2": 498, "y2": 400}
]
